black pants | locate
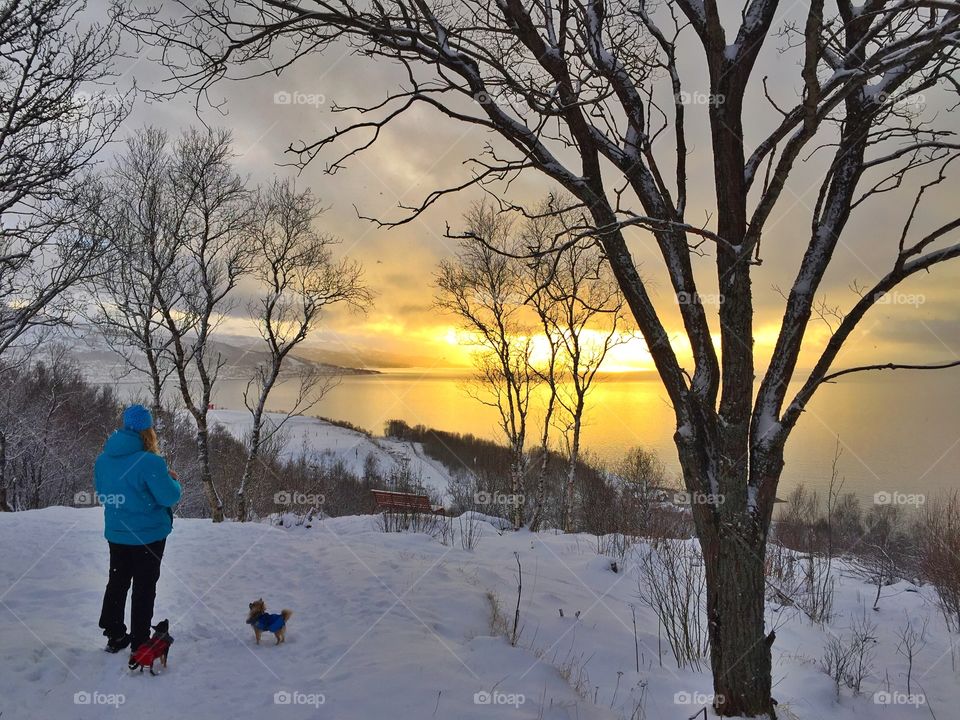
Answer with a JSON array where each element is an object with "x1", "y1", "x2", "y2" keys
[{"x1": 98, "y1": 539, "x2": 166, "y2": 648}]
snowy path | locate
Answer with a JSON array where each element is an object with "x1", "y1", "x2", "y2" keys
[
  {"x1": 2, "y1": 508, "x2": 959, "y2": 719},
  {"x1": 0, "y1": 509, "x2": 619, "y2": 719}
]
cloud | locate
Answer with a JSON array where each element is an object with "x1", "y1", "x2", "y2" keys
[{"x1": 85, "y1": 0, "x2": 960, "y2": 374}]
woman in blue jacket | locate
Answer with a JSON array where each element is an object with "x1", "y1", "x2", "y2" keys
[{"x1": 95, "y1": 405, "x2": 182, "y2": 653}]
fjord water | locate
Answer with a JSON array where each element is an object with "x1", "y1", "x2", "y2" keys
[{"x1": 208, "y1": 369, "x2": 959, "y2": 504}]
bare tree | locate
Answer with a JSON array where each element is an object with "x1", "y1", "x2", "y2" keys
[
  {"x1": 895, "y1": 616, "x2": 928, "y2": 697},
  {"x1": 0, "y1": 0, "x2": 127, "y2": 357},
  {"x1": 128, "y1": 2, "x2": 960, "y2": 713},
  {"x1": 917, "y1": 491, "x2": 960, "y2": 631},
  {"x1": 520, "y1": 207, "x2": 564, "y2": 532},
  {"x1": 437, "y1": 204, "x2": 536, "y2": 529},
  {"x1": 86, "y1": 127, "x2": 183, "y2": 417},
  {"x1": 236, "y1": 178, "x2": 370, "y2": 521},
  {"x1": 156, "y1": 127, "x2": 256, "y2": 522},
  {"x1": 533, "y1": 229, "x2": 630, "y2": 533},
  {"x1": 858, "y1": 504, "x2": 901, "y2": 610},
  {"x1": 520, "y1": 196, "x2": 630, "y2": 531}
]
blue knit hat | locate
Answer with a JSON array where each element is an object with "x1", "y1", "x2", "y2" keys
[{"x1": 122, "y1": 404, "x2": 153, "y2": 432}]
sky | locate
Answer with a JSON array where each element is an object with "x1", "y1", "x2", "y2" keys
[{"x1": 92, "y1": 1, "x2": 960, "y2": 380}]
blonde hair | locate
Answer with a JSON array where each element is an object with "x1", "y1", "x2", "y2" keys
[{"x1": 140, "y1": 427, "x2": 159, "y2": 455}]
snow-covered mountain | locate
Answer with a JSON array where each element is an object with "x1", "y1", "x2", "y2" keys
[{"x1": 37, "y1": 325, "x2": 377, "y2": 382}]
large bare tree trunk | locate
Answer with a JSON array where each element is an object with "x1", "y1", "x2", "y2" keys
[{"x1": 703, "y1": 521, "x2": 771, "y2": 716}]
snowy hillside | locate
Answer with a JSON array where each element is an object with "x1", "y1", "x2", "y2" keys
[
  {"x1": 1, "y1": 508, "x2": 958, "y2": 720},
  {"x1": 208, "y1": 409, "x2": 455, "y2": 501}
]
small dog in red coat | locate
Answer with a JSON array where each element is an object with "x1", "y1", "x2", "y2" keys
[{"x1": 128, "y1": 619, "x2": 173, "y2": 675}]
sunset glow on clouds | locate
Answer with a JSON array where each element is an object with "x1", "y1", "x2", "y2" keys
[{"x1": 110, "y1": 2, "x2": 960, "y2": 381}]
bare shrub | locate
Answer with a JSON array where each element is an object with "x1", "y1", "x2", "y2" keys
[
  {"x1": 800, "y1": 554, "x2": 836, "y2": 625},
  {"x1": 847, "y1": 613, "x2": 878, "y2": 694},
  {"x1": 821, "y1": 612, "x2": 877, "y2": 696},
  {"x1": 896, "y1": 616, "x2": 928, "y2": 696},
  {"x1": 636, "y1": 539, "x2": 708, "y2": 669},
  {"x1": 916, "y1": 491, "x2": 960, "y2": 631},
  {"x1": 821, "y1": 635, "x2": 854, "y2": 699},
  {"x1": 458, "y1": 512, "x2": 484, "y2": 551},
  {"x1": 375, "y1": 506, "x2": 446, "y2": 537},
  {"x1": 856, "y1": 504, "x2": 904, "y2": 610}
]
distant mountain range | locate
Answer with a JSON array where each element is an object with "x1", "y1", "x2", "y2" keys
[
  {"x1": 292, "y1": 344, "x2": 455, "y2": 371},
  {"x1": 40, "y1": 326, "x2": 379, "y2": 382}
]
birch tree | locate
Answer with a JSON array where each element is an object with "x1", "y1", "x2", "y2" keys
[
  {"x1": 236, "y1": 178, "x2": 370, "y2": 521},
  {"x1": 544, "y1": 244, "x2": 630, "y2": 533},
  {"x1": 86, "y1": 128, "x2": 182, "y2": 417},
  {"x1": 520, "y1": 206, "x2": 563, "y2": 532},
  {"x1": 157, "y1": 127, "x2": 256, "y2": 523},
  {"x1": 437, "y1": 204, "x2": 536, "y2": 529},
  {"x1": 129, "y1": 2, "x2": 960, "y2": 713},
  {"x1": 520, "y1": 199, "x2": 629, "y2": 531}
]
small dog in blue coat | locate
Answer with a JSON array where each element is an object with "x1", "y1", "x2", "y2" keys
[{"x1": 246, "y1": 598, "x2": 293, "y2": 645}]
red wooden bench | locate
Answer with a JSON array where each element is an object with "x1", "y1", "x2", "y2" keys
[{"x1": 371, "y1": 489, "x2": 445, "y2": 516}]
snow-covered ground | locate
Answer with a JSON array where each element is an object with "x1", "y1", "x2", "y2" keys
[
  {"x1": 1, "y1": 507, "x2": 958, "y2": 720},
  {"x1": 208, "y1": 409, "x2": 455, "y2": 500}
]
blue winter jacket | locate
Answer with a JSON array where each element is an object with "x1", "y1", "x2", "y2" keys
[{"x1": 94, "y1": 429, "x2": 182, "y2": 545}]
